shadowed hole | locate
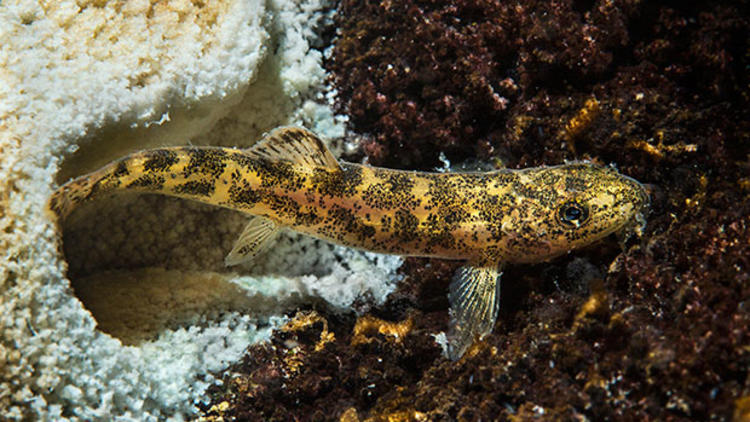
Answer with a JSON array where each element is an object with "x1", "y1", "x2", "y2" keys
[{"x1": 53, "y1": 56, "x2": 308, "y2": 345}]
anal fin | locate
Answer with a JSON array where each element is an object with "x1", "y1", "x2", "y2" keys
[
  {"x1": 225, "y1": 217, "x2": 280, "y2": 266},
  {"x1": 447, "y1": 261, "x2": 503, "y2": 360}
]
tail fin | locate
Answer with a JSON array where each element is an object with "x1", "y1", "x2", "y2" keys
[
  {"x1": 47, "y1": 160, "x2": 128, "y2": 222},
  {"x1": 47, "y1": 148, "x2": 181, "y2": 222}
]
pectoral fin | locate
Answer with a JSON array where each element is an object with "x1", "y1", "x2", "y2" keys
[
  {"x1": 225, "y1": 217, "x2": 280, "y2": 266},
  {"x1": 447, "y1": 261, "x2": 503, "y2": 360}
]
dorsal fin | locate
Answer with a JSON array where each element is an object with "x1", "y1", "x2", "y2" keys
[{"x1": 248, "y1": 126, "x2": 341, "y2": 170}]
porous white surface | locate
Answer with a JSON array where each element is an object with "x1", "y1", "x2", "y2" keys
[
  {"x1": 236, "y1": 232, "x2": 402, "y2": 311},
  {"x1": 0, "y1": 1, "x2": 400, "y2": 420}
]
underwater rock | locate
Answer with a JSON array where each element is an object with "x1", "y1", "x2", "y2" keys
[{"x1": 0, "y1": 0, "x2": 402, "y2": 420}]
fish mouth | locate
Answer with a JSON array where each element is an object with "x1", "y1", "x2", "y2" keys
[
  {"x1": 633, "y1": 181, "x2": 652, "y2": 222},
  {"x1": 619, "y1": 175, "x2": 651, "y2": 238}
]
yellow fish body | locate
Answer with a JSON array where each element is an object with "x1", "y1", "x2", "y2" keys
[{"x1": 48, "y1": 127, "x2": 649, "y2": 359}]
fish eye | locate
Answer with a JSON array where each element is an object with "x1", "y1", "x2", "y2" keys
[{"x1": 558, "y1": 201, "x2": 589, "y2": 227}]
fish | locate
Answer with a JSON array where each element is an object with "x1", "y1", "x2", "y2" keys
[{"x1": 48, "y1": 126, "x2": 649, "y2": 359}]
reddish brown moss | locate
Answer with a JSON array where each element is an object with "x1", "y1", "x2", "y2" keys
[
  {"x1": 200, "y1": 310, "x2": 443, "y2": 421},
  {"x1": 328, "y1": 0, "x2": 641, "y2": 169},
  {"x1": 203, "y1": 0, "x2": 749, "y2": 420}
]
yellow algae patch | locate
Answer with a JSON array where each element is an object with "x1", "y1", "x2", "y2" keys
[
  {"x1": 340, "y1": 388, "x2": 429, "y2": 422},
  {"x1": 199, "y1": 401, "x2": 231, "y2": 422},
  {"x1": 339, "y1": 407, "x2": 360, "y2": 422},
  {"x1": 351, "y1": 315, "x2": 414, "y2": 346},
  {"x1": 511, "y1": 115, "x2": 535, "y2": 139},
  {"x1": 275, "y1": 311, "x2": 336, "y2": 376},
  {"x1": 460, "y1": 339, "x2": 498, "y2": 361},
  {"x1": 626, "y1": 130, "x2": 698, "y2": 160},
  {"x1": 734, "y1": 395, "x2": 750, "y2": 422},
  {"x1": 561, "y1": 98, "x2": 601, "y2": 144},
  {"x1": 572, "y1": 280, "x2": 609, "y2": 330},
  {"x1": 282, "y1": 310, "x2": 336, "y2": 353},
  {"x1": 684, "y1": 175, "x2": 709, "y2": 210}
]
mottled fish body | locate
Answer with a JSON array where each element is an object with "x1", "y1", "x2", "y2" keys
[{"x1": 49, "y1": 127, "x2": 649, "y2": 359}]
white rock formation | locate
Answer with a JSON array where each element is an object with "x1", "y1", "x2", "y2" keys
[{"x1": 0, "y1": 1, "x2": 401, "y2": 420}]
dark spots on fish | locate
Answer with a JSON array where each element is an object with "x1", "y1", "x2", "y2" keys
[
  {"x1": 281, "y1": 128, "x2": 330, "y2": 158},
  {"x1": 265, "y1": 193, "x2": 301, "y2": 217},
  {"x1": 88, "y1": 179, "x2": 105, "y2": 198},
  {"x1": 229, "y1": 168, "x2": 244, "y2": 182},
  {"x1": 511, "y1": 180, "x2": 545, "y2": 203},
  {"x1": 614, "y1": 186, "x2": 644, "y2": 209},
  {"x1": 424, "y1": 174, "x2": 487, "y2": 218},
  {"x1": 229, "y1": 152, "x2": 254, "y2": 168},
  {"x1": 304, "y1": 190, "x2": 317, "y2": 204},
  {"x1": 425, "y1": 208, "x2": 467, "y2": 233},
  {"x1": 175, "y1": 180, "x2": 215, "y2": 197},
  {"x1": 443, "y1": 207, "x2": 469, "y2": 226},
  {"x1": 425, "y1": 176, "x2": 460, "y2": 208},
  {"x1": 476, "y1": 193, "x2": 514, "y2": 241},
  {"x1": 249, "y1": 190, "x2": 322, "y2": 226},
  {"x1": 532, "y1": 169, "x2": 561, "y2": 187},
  {"x1": 229, "y1": 152, "x2": 303, "y2": 190},
  {"x1": 386, "y1": 172, "x2": 415, "y2": 192},
  {"x1": 380, "y1": 215, "x2": 392, "y2": 231},
  {"x1": 422, "y1": 203, "x2": 471, "y2": 250},
  {"x1": 505, "y1": 230, "x2": 536, "y2": 252},
  {"x1": 564, "y1": 174, "x2": 589, "y2": 192},
  {"x1": 87, "y1": 160, "x2": 133, "y2": 198},
  {"x1": 256, "y1": 160, "x2": 300, "y2": 189},
  {"x1": 88, "y1": 172, "x2": 123, "y2": 199},
  {"x1": 235, "y1": 245, "x2": 252, "y2": 256},
  {"x1": 127, "y1": 174, "x2": 165, "y2": 189},
  {"x1": 229, "y1": 183, "x2": 261, "y2": 207},
  {"x1": 428, "y1": 231, "x2": 457, "y2": 251},
  {"x1": 294, "y1": 208, "x2": 321, "y2": 227},
  {"x1": 281, "y1": 128, "x2": 308, "y2": 148},
  {"x1": 361, "y1": 184, "x2": 391, "y2": 209},
  {"x1": 393, "y1": 209, "x2": 418, "y2": 243},
  {"x1": 142, "y1": 150, "x2": 179, "y2": 173},
  {"x1": 589, "y1": 203, "x2": 604, "y2": 213},
  {"x1": 312, "y1": 165, "x2": 363, "y2": 197},
  {"x1": 362, "y1": 172, "x2": 420, "y2": 210},
  {"x1": 183, "y1": 148, "x2": 227, "y2": 179},
  {"x1": 488, "y1": 171, "x2": 517, "y2": 188},
  {"x1": 113, "y1": 161, "x2": 129, "y2": 177},
  {"x1": 326, "y1": 205, "x2": 375, "y2": 242},
  {"x1": 48, "y1": 194, "x2": 62, "y2": 217}
]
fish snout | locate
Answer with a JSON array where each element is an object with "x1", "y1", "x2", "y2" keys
[
  {"x1": 620, "y1": 174, "x2": 650, "y2": 210},
  {"x1": 620, "y1": 176, "x2": 651, "y2": 237}
]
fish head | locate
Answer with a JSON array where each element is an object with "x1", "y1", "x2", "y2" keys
[{"x1": 502, "y1": 163, "x2": 649, "y2": 262}]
